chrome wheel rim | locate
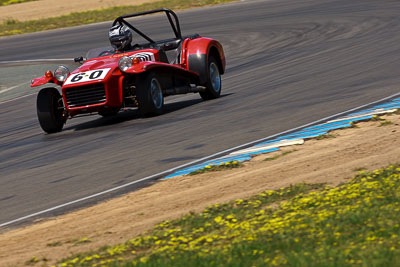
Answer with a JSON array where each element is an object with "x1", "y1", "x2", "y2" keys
[
  {"x1": 209, "y1": 62, "x2": 221, "y2": 93},
  {"x1": 150, "y1": 78, "x2": 163, "y2": 109}
]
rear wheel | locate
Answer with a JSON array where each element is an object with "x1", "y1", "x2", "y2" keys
[
  {"x1": 36, "y1": 87, "x2": 66, "y2": 133},
  {"x1": 200, "y1": 56, "x2": 222, "y2": 100},
  {"x1": 136, "y1": 72, "x2": 164, "y2": 116}
]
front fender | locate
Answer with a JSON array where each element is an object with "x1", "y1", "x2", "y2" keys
[{"x1": 30, "y1": 76, "x2": 58, "y2": 87}]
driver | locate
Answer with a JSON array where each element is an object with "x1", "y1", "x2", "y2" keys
[{"x1": 109, "y1": 24, "x2": 133, "y2": 52}]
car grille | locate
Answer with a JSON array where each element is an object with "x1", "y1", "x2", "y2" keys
[{"x1": 65, "y1": 83, "x2": 106, "y2": 107}]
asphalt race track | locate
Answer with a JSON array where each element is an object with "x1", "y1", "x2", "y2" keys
[{"x1": 1, "y1": 0, "x2": 400, "y2": 227}]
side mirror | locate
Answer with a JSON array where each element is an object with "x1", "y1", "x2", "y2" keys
[{"x1": 74, "y1": 56, "x2": 86, "y2": 64}]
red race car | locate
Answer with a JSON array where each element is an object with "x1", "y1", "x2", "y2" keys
[{"x1": 31, "y1": 8, "x2": 225, "y2": 133}]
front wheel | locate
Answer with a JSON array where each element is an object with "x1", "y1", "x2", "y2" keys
[
  {"x1": 37, "y1": 87, "x2": 66, "y2": 133},
  {"x1": 136, "y1": 72, "x2": 164, "y2": 116},
  {"x1": 200, "y1": 56, "x2": 222, "y2": 100}
]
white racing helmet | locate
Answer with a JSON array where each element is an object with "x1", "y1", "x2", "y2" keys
[{"x1": 109, "y1": 25, "x2": 132, "y2": 51}]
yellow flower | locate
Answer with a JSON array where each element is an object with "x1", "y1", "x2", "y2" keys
[{"x1": 214, "y1": 216, "x2": 223, "y2": 223}]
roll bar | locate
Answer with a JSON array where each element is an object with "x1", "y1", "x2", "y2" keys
[{"x1": 112, "y1": 8, "x2": 182, "y2": 44}]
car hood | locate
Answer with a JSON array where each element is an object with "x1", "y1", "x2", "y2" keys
[{"x1": 74, "y1": 57, "x2": 119, "y2": 73}]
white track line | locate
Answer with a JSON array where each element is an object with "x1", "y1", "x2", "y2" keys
[
  {"x1": 1, "y1": 92, "x2": 400, "y2": 228},
  {"x1": 229, "y1": 139, "x2": 304, "y2": 155},
  {"x1": 0, "y1": 82, "x2": 29, "y2": 94},
  {"x1": 0, "y1": 58, "x2": 71, "y2": 104},
  {"x1": 0, "y1": 92, "x2": 36, "y2": 104},
  {"x1": 0, "y1": 58, "x2": 73, "y2": 64}
]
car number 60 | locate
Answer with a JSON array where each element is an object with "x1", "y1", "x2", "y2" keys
[
  {"x1": 64, "y1": 68, "x2": 111, "y2": 85},
  {"x1": 71, "y1": 70, "x2": 103, "y2": 82}
]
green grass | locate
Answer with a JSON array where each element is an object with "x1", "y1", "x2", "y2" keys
[
  {"x1": 315, "y1": 133, "x2": 338, "y2": 140},
  {"x1": 189, "y1": 161, "x2": 242, "y2": 175},
  {"x1": 0, "y1": 0, "x2": 36, "y2": 6},
  {"x1": 349, "y1": 121, "x2": 359, "y2": 128},
  {"x1": 352, "y1": 167, "x2": 366, "y2": 172},
  {"x1": 369, "y1": 115, "x2": 394, "y2": 126},
  {"x1": 265, "y1": 149, "x2": 297, "y2": 161},
  {"x1": 25, "y1": 256, "x2": 39, "y2": 265},
  {"x1": 379, "y1": 121, "x2": 393, "y2": 127},
  {"x1": 73, "y1": 237, "x2": 91, "y2": 246},
  {"x1": 264, "y1": 155, "x2": 280, "y2": 161},
  {"x1": 50, "y1": 164, "x2": 400, "y2": 266},
  {"x1": 371, "y1": 115, "x2": 385, "y2": 121},
  {"x1": 0, "y1": 0, "x2": 236, "y2": 37},
  {"x1": 46, "y1": 241, "x2": 62, "y2": 247}
]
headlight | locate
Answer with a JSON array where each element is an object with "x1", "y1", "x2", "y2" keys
[
  {"x1": 54, "y1": 66, "x2": 70, "y2": 82},
  {"x1": 118, "y1": 56, "x2": 132, "y2": 72}
]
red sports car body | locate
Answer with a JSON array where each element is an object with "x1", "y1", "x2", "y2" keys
[{"x1": 31, "y1": 9, "x2": 225, "y2": 133}]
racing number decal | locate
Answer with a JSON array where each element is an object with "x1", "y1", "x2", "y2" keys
[
  {"x1": 70, "y1": 70, "x2": 104, "y2": 82},
  {"x1": 90, "y1": 70, "x2": 103, "y2": 79},
  {"x1": 64, "y1": 68, "x2": 111, "y2": 85},
  {"x1": 70, "y1": 73, "x2": 85, "y2": 83}
]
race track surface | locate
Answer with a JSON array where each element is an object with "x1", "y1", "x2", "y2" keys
[{"x1": 1, "y1": 0, "x2": 400, "y2": 227}]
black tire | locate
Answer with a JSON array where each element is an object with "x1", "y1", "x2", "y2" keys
[
  {"x1": 98, "y1": 108, "x2": 120, "y2": 117},
  {"x1": 36, "y1": 87, "x2": 66, "y2": 133},
  {"x1": 199, "y1": 56, "x2": 222, "y2": 100},
  {"x1": 136, "y1": 72, "x2": 164, "y2": 116}
]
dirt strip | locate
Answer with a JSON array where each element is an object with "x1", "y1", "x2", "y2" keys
[
  {"x1": 0, "y1": 113, "x2": 399, "y2": 266},
  {"x1": 0, "y1": 0, "x2": 157, "y2": 22}
]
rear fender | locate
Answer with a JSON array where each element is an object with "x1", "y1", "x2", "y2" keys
[{"x1": 184, "y1": 37, "x2": 226, "y2": 84}]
